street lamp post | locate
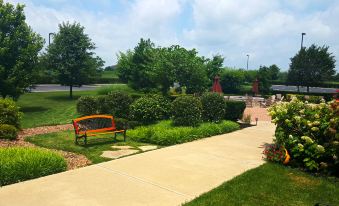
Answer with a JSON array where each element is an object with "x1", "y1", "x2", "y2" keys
[
  {"x1": 49, "y1": 32, "x2": 55, "y2": 45},
  {"x1": 301, "y1": 32, "x2": 306, "y2": 49},
  {"x1": 246, "y1": 54, "x2": 250, "y2": 70}
]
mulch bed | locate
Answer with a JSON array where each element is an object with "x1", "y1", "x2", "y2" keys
[{"x1": 0, "y1": 124, "x2": 91, "y2": 170}]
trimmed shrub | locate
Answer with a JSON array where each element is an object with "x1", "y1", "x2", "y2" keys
[
  {"x1": 200, "y1": 93, "x2": 225, "y2": 122},
  {"x1": 224, "y1": 101, "x2": 246, "y2": 121},
  {"x1": 98, "y1": 92, "x2": 133, "y2": 118},
  {"x1": 76, "y1": 96, "x2": 98, "y2": 116},
  {"x1": 0, "y1": 124, "x2": 18, "y2": 140},
  {"x1": 129, "y1": 120, "x2": 240, "y2": 146},
  {"x1": 130, "y1": 94, "x2": 170, "y2": 124},
  {"x1": 114, "y1": 118, "x2": 141, "y2": 130},
  {"x1": 0, "y1": 147, "x2": 67, "y2": 186},
  {"x1": 0, "y1": 98, "x2": 23, "y2": 129},
  {"x1": 269, "y1": 98, "x2": 339, "y2": 175},
  {"x1": 220, "y1": 69, "x2": 245, "y2": 94},
  {"x1": 172, "y1": 96, "x2": 202, "y2": 126}
]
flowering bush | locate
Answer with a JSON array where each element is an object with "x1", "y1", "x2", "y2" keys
[
  {"x1": 268, "y1": 97, "x2": 338, "y2": 175},
  {"x1": 263, "y1": 144, "x2": 287, "y2": 163}
]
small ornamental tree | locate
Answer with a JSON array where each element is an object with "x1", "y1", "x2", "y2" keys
[
  {"x1": 47, "y1": 22, "x2": 104, "y2": 98},
  {"x1": 0, "y1": 1, "x2": 44, "y2": 99}
]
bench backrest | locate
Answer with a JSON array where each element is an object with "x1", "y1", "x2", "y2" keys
[{"x1": 72, "y1": 115, "x2": 116, "y2": 134}]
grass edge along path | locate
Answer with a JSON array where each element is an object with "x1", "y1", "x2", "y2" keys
[{"x1": 183, "y1": 163, "x2": 339, "y2": 206}]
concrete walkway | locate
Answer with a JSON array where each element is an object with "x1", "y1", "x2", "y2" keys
[{"x1": 0, "y1": 122, "x2": 275, "y2": 206}]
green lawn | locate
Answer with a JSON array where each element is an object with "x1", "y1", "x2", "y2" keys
[
  {"x1": 184, "y1": 163, "x2": 339, "y2": 206},
  {"x1": 26, "y1": 129, "x2": 151, "y2": 164},
  {"x1": 17, "y1": 90, "x2": 98, "y2": 128},
  {"x1": 17, "y1": 84, "x2": 140, "y2": 128},
  {"x1": 101, "y1": 70, "x2": 118, "y2": 78}
]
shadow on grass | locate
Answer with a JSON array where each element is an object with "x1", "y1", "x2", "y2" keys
[
  {"x1": 20, "y1": 106, "x2": 49, "y2": 113},
  {"x1": 76, "y1": 136, "x2": 126, "y2": 148}
]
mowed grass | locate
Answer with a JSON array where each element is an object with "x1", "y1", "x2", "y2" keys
[
  {"x1": 17, "y1": 90, "x2": 97, "y2": 128},
  {"x1": 17, "y1": 84, "x2": 140, "y2": 128},
  {"x1": 183, "y1": 163, "x2": 339, "y2": 206},
  {"x1": 26, "y1": 129, "x2": 150, "y2": 164}
]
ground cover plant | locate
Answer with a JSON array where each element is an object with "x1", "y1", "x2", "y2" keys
[
  {"x1": 128, "y1": 120, "x2": 239, "y2": 146},
  {"x1": 26, "y1": 130, "x2": 149, "y2": 163},
  {"x1": 183, "y1": 163, "x2": 339, "y2": 206},
  {"x1": 269, "y1": 98, "x2": 339, "y2": 175},
  {"x1": 0, "y1": 147, "x2": 67, "y2": 186}
]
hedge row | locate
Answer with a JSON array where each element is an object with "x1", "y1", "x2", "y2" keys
[{"x1": 77, "y1": 93, "x2": 246, "y2": 127}]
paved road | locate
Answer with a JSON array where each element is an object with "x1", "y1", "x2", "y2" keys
[
  {"x1": 271, "y1": 85, "x2": 338, "y2": 93},
  {"x1": 29, "y1": 84, "x2": 108, "y2": 92},
  {"x1": 0, "y1": 122, "x2": 275, "y2": 206}
]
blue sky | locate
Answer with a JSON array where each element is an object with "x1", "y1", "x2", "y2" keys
[{"x1": 8, "y1": 0, "x2": 339, "y2": 71}]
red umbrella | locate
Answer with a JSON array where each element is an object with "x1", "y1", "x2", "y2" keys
[
  {"x1": 212, "y1": 76, "x2": 223, "y2": 94},
  {"x1": 252, "y1": 78, "x2": 259, "y2": 96}
]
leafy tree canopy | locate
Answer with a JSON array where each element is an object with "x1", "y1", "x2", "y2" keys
[
  {"x1": 0, "y1": 0, "x2": 44, "y2": 99},
  {"x1": 116, "y1": 38, "x2": 209, "y2": 94},
  {"x1": 287, "y1": 44, "x2": 336, "y2": 89},
  {"x1": 46, "y1": 22, "x2": 104, "y2": 98}
]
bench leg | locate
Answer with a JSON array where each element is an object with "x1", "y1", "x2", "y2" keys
[
  {"x1": 123, "y1": 130, "x2": 126, "y2": 142},
  {"x1": 114, "y1": 133, "x2": 117, "y2": 142},
  {"x1": 84, "y1": 136, "x2": 87, "y2": 145},
  {"x1": 75, "y1": 136, "x2": 78, "y2": 145}
]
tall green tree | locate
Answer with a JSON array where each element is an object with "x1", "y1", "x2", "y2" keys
[
  {"x1": 287, "y1": 44, "x2": 336, "y2": 92},
  {"x1": 257, "y1": 66, "x2": 272, "y2": 94},
  {"x1": 46, "y1": 22, "x2": 104, "y2": 98},
  {"x1": 0, "y1": 1, "x2": 44, "y2": 99},
  {"x1": 205, "y1": 55, "x2": 224, "y2": 80},
  {"x1": 116, "y1": 39, "x2": 209, "y2": 94}
]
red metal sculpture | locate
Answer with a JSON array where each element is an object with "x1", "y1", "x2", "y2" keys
[
  {"x1": 252, "y1": 78, "x2": 259, "y2": 96},
  {"x1": 212, "y1": 76, "x2": 222, "y2": 94}
]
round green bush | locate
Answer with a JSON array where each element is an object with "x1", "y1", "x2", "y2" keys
[
  {"x1": 97, "y1": 92, "x2": 133, "y2": 118},
  {"x1": 224, "y1": 100, "x2": 246, "y2": 121},
  {"x1": 0, "y1": 98, "x2": 22, "y2": 129},
  {"x1": 200, "y1": 93, "x2": 225, "y2": 122},
  {"x1": 130, "y1": 94, "x2": 170, "y2": 124},
  {"x1": 0, "y1": 124, "x2": 18, "y2": 140},
  {"x1": 76, "y1": 96, "x2": 98, "y2": 116},
  {"x1": 0, "y1": 147, "x2": 67, "y2": 186},
  {"x1": 172, "y1": 95, "x2": 202, "y2": 126}
]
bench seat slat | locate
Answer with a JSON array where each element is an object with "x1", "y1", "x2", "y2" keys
[{"x1": 85, "y1": 131, "x2": 125, "y2": 137}]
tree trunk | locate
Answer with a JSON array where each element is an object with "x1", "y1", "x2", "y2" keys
[
  {"x1": 307, "y1": 86, "x2": 309, "y2": 93},
  {"x1": 69, "y1": 85, "x2": 73, "y2": 99},
  {"x1": 297, "y1": 85, "x2": 300, "y2": 92}
]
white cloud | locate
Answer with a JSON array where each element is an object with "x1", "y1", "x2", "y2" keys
[
  {"x1": 5, "y1": 0, "x2": 339, "y2": 71},
  {"x1": 183, "y1": 0, "x2": 339, "y2": 70}
]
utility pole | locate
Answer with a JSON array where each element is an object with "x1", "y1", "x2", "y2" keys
[
  {"x1": 246, "y1": 54, "x2": 250, "y2": 70},
  {"x1": 301, "y1": 32, "x2": 306, "y2": 49},
  {"x1": 49, "y1": 32, "x2": 55, "y2": 45}
]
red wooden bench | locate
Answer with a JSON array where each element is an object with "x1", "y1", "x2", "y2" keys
[{"x1": 72, "y1": 115, "x2": 126, "y2": 145}]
